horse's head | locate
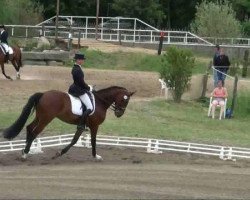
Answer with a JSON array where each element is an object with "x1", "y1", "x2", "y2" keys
[
  {"x1": 113, "y1": 90, "x2": 135, "y2": 118},
  {"x1": 95, "y1": 86, "x2": 135, "y2": 118}
]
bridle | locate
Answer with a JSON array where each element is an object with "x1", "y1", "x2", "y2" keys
[
  {"x1": 94, "y1": 92, "x2": 128, "y2": 112},
  {"x1": 110, "y1": 102, "x2": 126, "y2": 112}
]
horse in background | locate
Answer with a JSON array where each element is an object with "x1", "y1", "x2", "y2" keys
[
  {"x1": 3, "y1": 86, "x2": 135, "y2": 161},
  {"x1": 0, "y1": 45, "x2": 23, "y2": 80}
]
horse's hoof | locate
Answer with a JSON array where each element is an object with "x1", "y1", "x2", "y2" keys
[
  {"x1": 16, "y1": 73, "x2": 21, "y2": 80},
  {"x1": 94, "y1": 154, "x2": 103, "y2": 161},
  {"x1": 21, "y1": 149, "x2": 27, "y2": 160},
  {"x1": 52, "y1": 151, "x2": 61, "y2": 159}
]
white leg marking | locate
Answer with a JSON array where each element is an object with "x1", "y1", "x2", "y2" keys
[
  {"x1": 95, "y1": 154, "x2": 103, "y2": 161},
  {"x1": 16, "y1": 72, "x2": 20, "y2": 79},
  {"x1": 21, "y1": 152, "x2": 27, "y2": 159}
]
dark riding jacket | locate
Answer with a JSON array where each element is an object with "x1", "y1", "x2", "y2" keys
[
  {"x1": 0, "y1": 30, "x2": 8, "y2": 44},
  {"x1": 68, "y1": 64, "x2": 90, "y2": 97}
]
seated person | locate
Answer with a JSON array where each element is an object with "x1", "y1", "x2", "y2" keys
[{"x1": 211, "y1": 80, "x2": 228, "y2": 119}]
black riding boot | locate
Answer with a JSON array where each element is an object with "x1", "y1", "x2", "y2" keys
[
  {"x1": 77, "y1": 109, "x2": 92, "y2": 131},
  {"x1": 5, "y1": 52, "x2": 9, "y2": 63}
]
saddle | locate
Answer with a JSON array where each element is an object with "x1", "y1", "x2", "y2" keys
[{"x1": 67, "y1": 92, "x2": 95, "y2": 116}]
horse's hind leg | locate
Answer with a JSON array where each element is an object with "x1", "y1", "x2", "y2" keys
[
  {"x1": 53, "y1": 127, "x2": 83, "y2": 159},
  {"x1": 22, "y1": 117, "x2": 51, "y2": 159},
  {"x1": 22, "y1": 118, "x2": 38, "y2": 158},
  {"x1": 11, "y1": 60, "x2": 20, "y2": 79},
  {"x1": 0, "y1": 62, "x2": 12, "y2": 80}
]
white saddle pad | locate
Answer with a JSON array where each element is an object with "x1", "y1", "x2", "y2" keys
[{"x1": 67, "y1": 93, "x2": 95, "y2": 116}]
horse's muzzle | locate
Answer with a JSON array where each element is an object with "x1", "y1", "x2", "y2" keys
[{"x1": 114, "y1": 109, "x2": 124, "y2": 118}]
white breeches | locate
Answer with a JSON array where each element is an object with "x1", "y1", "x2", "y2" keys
[
  {"x1": 1, "y1": 43, "x2": 13, "y2": 54},
  {"x1": 79, "y1": 93, "x2": 93, "y2": 111}
]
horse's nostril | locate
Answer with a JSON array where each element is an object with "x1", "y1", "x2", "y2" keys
[{"x1": 115, "y1": 110, "x2": 124, "y2": 118}]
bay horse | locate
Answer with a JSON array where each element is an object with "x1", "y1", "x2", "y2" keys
[
  {"x1": 3, "y1": 86, "x2": 134, "y2": 160},
  {"x1": 0, "y1": 45, "x2": 22, "y2": 80}
]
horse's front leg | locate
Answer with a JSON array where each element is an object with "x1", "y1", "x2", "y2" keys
[
  {"x1": 52, "y1": 127, "x2": 83, "y2": 159},
  {"x1": 91, "y1": 126, "x2": 103, "y2": 161},
  {"x1": 1, "y1": 63, "x2": 12, "y2": 80}
]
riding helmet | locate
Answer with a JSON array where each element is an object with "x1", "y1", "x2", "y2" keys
[{"x1": 74, "y1": 53, "x2": 85, "y2": 60}]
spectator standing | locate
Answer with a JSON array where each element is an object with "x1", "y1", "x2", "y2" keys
[
  {"x1": 213, "y1": 45, "x2": 220, "y2": 87},
  {"x1": 215, "y1": 48, "x2": 230, "y2": 86}
]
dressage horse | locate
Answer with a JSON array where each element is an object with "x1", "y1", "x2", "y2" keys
[
  {"x1": 3, "y1": 86, "x2": 134, "y2": 160},
  {"x1": 0, "y1": 45, "x2": 22, "y2": 80}
]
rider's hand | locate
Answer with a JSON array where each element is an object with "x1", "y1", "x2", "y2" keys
[{"x1": 88, "y1": 85, "x2": 93, "y2": 92}]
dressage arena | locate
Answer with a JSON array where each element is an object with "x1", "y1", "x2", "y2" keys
[{"x1": 0, "y1": 65, "x2": 250, "y2": 199}]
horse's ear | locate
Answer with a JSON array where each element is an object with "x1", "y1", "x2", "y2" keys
[{"x1": 129, "y1": 91, "x2": 136, "y2": 96}]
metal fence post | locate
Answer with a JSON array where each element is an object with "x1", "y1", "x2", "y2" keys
[
  {"x1": 78, "y1": 30, "x2": 81, "y2": 49},
  {"x1": 231, "y1": 75, "x2": 238, "y2": 115}
]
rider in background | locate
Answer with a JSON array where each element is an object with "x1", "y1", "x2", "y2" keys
[
  {"x1": 0, "y1": 25, "x2": 13, "y2": 61},
  {"x1": 68, "y1": 53, "x2": 93, "y2": 131}
]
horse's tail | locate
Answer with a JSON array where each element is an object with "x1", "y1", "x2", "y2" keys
[{"x1": 3, "y1": 92, "x2": 43, "y2": 140}]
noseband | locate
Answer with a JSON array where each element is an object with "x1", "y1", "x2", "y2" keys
[{"x1": 110, "y1": 103, "x2": 126, "y2": 112}]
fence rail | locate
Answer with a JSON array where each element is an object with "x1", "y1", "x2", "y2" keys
[
  {"x1": 1, "y1": 134, "x2": 250, "y2": 161},
  {"x1": 5, "y1": 15, "x2": 250, "y2": 47},
  {"x1": 5, "y1": 16, "x2": 212, "y2": 46},
  {"x1": 7, "y1": 24, "x2": 250, "y2": 48},
  {"x1": 5, "y1": 24, "x2": 213, "y2": 46}
]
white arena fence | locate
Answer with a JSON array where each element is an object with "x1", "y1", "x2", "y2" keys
[
  {"x1": 0, "y1": 134, "x2": 250, "y2": 161},
  {"x1": 6, "y1": 15, "x2": 250, "y2": 47}
]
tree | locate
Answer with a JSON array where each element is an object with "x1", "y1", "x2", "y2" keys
[
  {"x1": 112, "y1": 0, "x2": 165, "y2": 28},
  {"x1": 35, "y1": 0, "x2": 113, "y2": 19},
  {"x1": 160, "y1": 46, "x2": 195, "y2": 103},
  {"x1": 230, "y1": 0, "x2": 250, "y2": 36},
  {"x1": 230, "y1": 0, "x2": 250, "y2": 21},
  {"x1": 160, "y1": 0, "x2": 202, "y2": 29},
  {"x1": 0, "y1": 0, "x2": 43, "y2": 25},
  {"x1": 191, "y1": 0, "x2": 241, "y2": 37}
]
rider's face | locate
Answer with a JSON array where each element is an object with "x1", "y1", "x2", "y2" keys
[{"x1": 76, "y1": 59, "x2": 84, "y2": 65}]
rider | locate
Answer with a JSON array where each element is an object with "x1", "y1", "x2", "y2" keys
[
  {"x1": 68, "y1": 53, "x2": 93, "y2": 131},
  {"x1": 0, "y1": 25, "x2": 13, "y2": 61}
]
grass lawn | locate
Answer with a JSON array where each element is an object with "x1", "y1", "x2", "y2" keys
[
  {"x1": 99, "y1": 98, "x2": 250, "y2": 147},
  {"x1": 1, "y1": 97, "x2": 249, "y2": 148},
  {"x1": 65, "y1": 49, "x2": 208, "y2": 74}
]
